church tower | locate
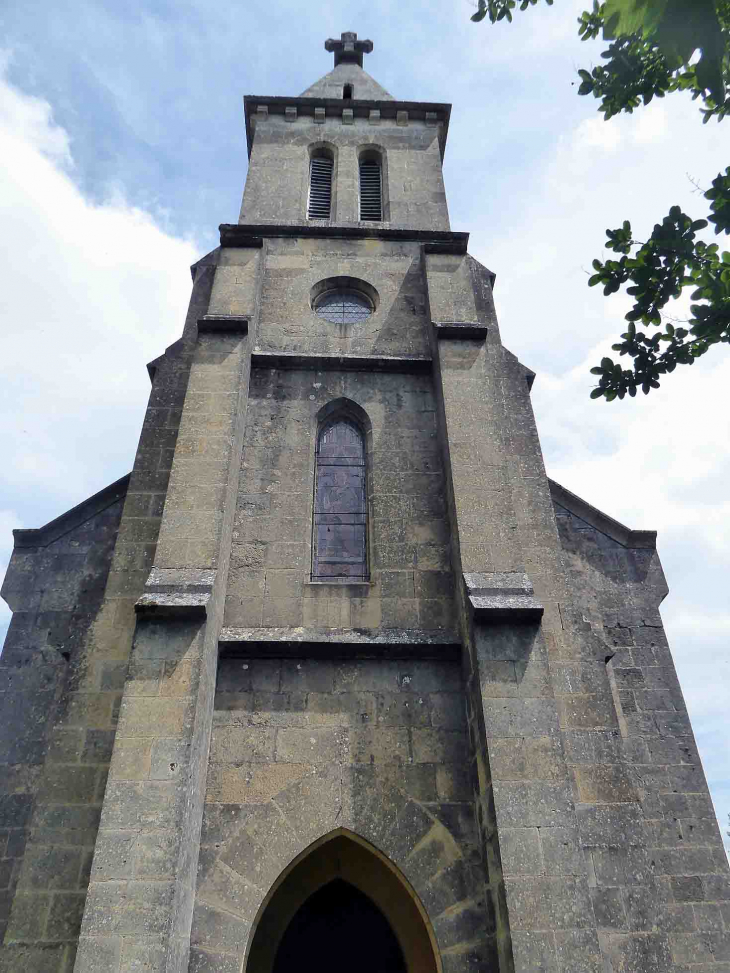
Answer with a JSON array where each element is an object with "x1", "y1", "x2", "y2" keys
[{"x1": 1, "y1": 33, "x2": 728, "y2": 973}]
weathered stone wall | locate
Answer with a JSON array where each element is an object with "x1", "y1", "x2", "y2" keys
[
  {"x1": 218, "y1": 236, "x2": 455, "y2": 638},
  {"x1": 240, "y1": 115, "x2": 449, "y2": 231},
  {"x1": 226, "y1": 365, "x2": 454, "y2": 635},
  {"x1": 0, "y1": 487, "x2": 126, "y2": 961},
  {"x1": 256, "y1": 238, "x2": 429, "y2": 359},
  {"x1": 554, "y1": 497, "x2": 730, "y2": 970},
  {"x1": 190, "y1": 654, "x2": 490, "y2": 973}
]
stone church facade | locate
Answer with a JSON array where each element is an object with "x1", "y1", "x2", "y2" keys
[{"x1": 1, "y1": 31, "x2": 728, "y2": 973}]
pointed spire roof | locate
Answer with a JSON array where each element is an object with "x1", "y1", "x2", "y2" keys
[{"x1": 300, "y1": 32, "x2": 394, "y2": 101}]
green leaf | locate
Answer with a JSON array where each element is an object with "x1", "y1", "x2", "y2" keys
[{"x1": 603, "y1": 0, "x2": 665, "y2": 40}]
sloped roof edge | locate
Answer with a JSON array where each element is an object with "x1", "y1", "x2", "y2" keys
[
  {"x1": 549, "y1": 479, "x2": 656, "y2": 550},
  {"x1": 13, "y1": 474, "x2": 131, "y2": 550}
]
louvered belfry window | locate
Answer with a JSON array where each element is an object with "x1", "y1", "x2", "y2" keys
[
  {"x1": 312, "y1": 420, "x2": 368, "y2": 581},
  {"x1": 359, "y1": 158, "x2": 382, "y2": 221},
  {"x1": 307, "y1": 154, "x2": 333, "y2": 220}
]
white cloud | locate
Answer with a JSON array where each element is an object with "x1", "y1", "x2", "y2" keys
[
  {"x1": 0, "y1": 53, "x2": 72, "y2": 165},
  {"x1": 0, "y1": 64, "x2": 199, "y2": 642},
  {"x1": 573, "y1": 115, "x2": 623, "y2": 152}
]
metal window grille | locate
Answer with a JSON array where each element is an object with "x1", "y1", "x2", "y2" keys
[
  {"x1": 308, "y1": 156, "x2": 333, "y2": 220},
  {"x1": 314, "y1": 290, "x2": 372, "y2": 324},
  {"x1": 359, "y1": 159, "x2": 382, "y2": 221}
]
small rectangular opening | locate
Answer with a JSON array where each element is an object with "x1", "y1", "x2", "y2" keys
[{"x1": 343, "y1": 84, "x2": 353, "y2": 100}]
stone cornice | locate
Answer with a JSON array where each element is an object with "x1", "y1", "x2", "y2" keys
[
  {"x1": 12, "y1": 474, "x2": 130, "y2": 550},
  {"x1": 463, "y1": 572, "x2": 544, "y2": 622},
  {"x1": 243, "y1": 94, "x2": 451, "y2": 158},
  {"x1": 549, "y1": 479, "x2": 657, "y2": 549},
  {"x1": 219, "y1": 223, "x2": 468, "y2": 251},
  {"x1": 251, "y1": 351, "x2": 431, "y2": 374},
  {"x1": 219, "y1": 627, "x2": 460, "y2": 659}
]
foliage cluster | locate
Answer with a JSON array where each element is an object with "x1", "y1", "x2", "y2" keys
[{"x1": 471, "y1": 0, "x2": 730, "y2": 399}]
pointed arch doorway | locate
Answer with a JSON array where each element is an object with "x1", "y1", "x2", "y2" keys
[{"x1": 244, "y1": 830, "x2": 440, "y2": 973}]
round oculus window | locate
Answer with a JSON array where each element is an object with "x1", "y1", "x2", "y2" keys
[{"x1": 314, "y1": 289, "x2": 373, "y2": 324}]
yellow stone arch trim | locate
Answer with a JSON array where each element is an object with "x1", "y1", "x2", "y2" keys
[{"x1": 244, "y1": 828, "x2": 441, "y2": 973}]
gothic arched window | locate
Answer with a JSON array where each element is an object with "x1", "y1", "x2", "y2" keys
[
  {"x1": 312, "y1": 420, "x2": 368, "y2": 581},
  {"x1": 308, "y1": 150, "x2": 334, "y2": 220},
  {"x1": 359, "y1": 152, "x2": 382, "y2": 221}
]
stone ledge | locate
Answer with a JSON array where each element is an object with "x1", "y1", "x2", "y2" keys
[
  {"x1": 304, "y1": 581, "x2": 373, "y2": 592},
  {"x1": 423, "y1": 241, "x2": 472, "y2": 258},
  {"x1": 251, "y1": 351, "x2": 431, "y2": 374},
  {"x1": 219, "y1": 627, "x2": 461, "y2": 659},
  {"x1": 463, "y1": 572, "x2": 544, "y2": 622},
  {"x1": 135, "y1": 592, "x2": 210, "y2": 618},
  {"x1": 135, "y1": 567, "x2": 217, "y2": 618},
  {"x1": 220, "y1": 223, "x2": 468, "y2": 251},
  {"x1": 432, "y1": 322, "x2": 488, "y2": 340},
  {"x1": 146, "y1": 568, "x2": 216, "y2": 588},
  {"x1": 197, "y1": 315, "x2": 249, "y2": 334}
]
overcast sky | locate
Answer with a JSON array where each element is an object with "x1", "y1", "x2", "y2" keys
[{"x1": 1, "y1": 0, "x2": 728, "y2": 850}]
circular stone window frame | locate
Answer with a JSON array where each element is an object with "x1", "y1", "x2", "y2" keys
[{"x1": 310, "y1": 276, "x2": 379, "y2": 324}]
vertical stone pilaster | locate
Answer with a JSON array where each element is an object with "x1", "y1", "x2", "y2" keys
[
  {"x1": 74, "y1": 248, "x2": 261, "y2": 973},
  {"x1": 425, "y1": 247, "x2": 604, "y2": 973}
]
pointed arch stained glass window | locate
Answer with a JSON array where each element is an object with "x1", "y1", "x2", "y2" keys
[{"x1": 312, "y1": 420, "x2": 368, "y2": 581}]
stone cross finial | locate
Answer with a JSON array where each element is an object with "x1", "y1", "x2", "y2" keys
[{"x1": 324, "y1": 31, "x2": 374, "y2": 68}]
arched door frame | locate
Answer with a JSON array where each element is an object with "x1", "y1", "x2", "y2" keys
[{"x1": 243, "y1": 828, "x2": 442, "y2": 973}]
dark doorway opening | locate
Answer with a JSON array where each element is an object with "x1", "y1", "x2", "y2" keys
[
  {"x1": 245, "y1": 832, "x2": 438, "y2": 973},
  {"x1": 273, "y1": 879, "x2": 406, "y2": 973}
]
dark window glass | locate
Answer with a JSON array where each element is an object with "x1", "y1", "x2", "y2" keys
[
  {"x1": 314, "y1": 290, "x2": 372, "y2": 324},
  {"x1": 312, "y1": 420, "x2": 368, "y2": 581}
]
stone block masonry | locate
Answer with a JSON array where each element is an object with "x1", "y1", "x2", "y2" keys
[
  {"x1": 190, "y1": 655, "x2": 494, "y2": 973},
  {"x1": 228, "y1": 365, "x2": 456, "y2": 636}
]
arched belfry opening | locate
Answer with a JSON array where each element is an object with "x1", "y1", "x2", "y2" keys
[{"x1": 245, "y1": 831, "x2": 440, "y2": 973}]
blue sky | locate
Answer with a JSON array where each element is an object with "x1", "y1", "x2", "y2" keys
[{"x1": 1, "y1": 0, "x2": 728, "y2": 850}]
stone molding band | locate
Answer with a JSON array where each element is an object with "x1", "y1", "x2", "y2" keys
[{"x1": 463, "y1": 571, "x2": 544, "y2": 622}]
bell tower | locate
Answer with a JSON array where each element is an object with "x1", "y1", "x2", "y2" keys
[
  {"x1": 1, "y1": 31, "x2": 728, "y2": 973},
  {"x1": 239, "y1": 31, "x2": 450, "y2": 231}
]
